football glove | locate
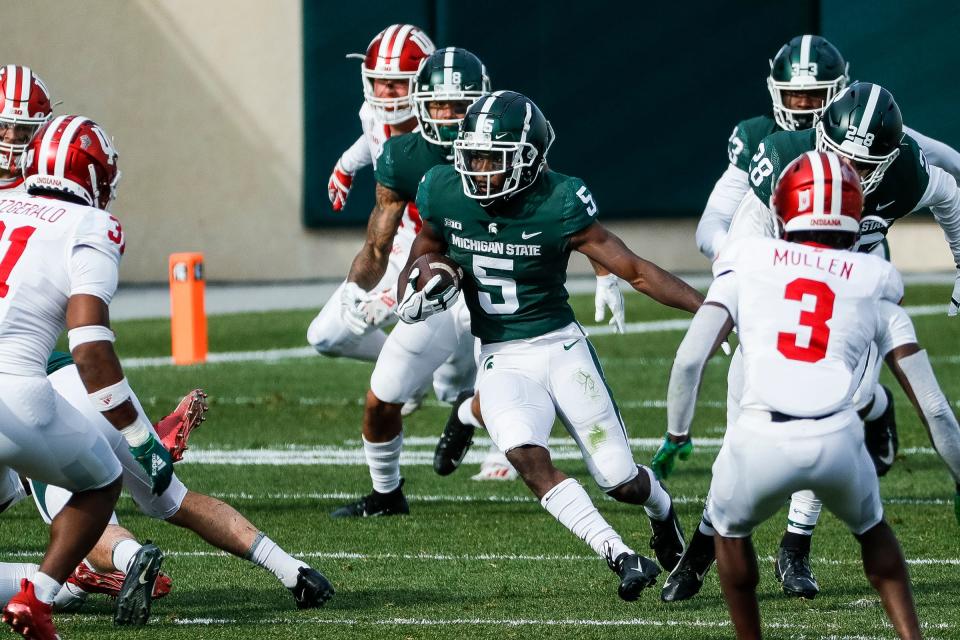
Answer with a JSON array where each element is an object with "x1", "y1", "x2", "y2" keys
[
  {"x1": 948, "y1": 268, "x2": 960, "y2": 317},
  {"x1": 396, "y1": 268, "x2": 459, "y2": 324},
  {"x1": 327, "y1": 160, "x2": 353, "y2": 212},
  {"x1": 340, "y1": 282, "x2": 371, "y2": 335},
  {"x1": 594, "y1": 274, "x2": 625, "y2": 333},
  {"x1": 129, "y1": 436, "x2": 174, "y2": 496},
  {"x1": 363, "y1": 288, "x2": 397, "y2": 328},
  {"x1": 651, "y1": 433, "x2": 693, "y2": 480}
]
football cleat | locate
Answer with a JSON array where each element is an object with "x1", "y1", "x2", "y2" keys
[
  {"x1": 330, "y1": 479, "x2": 409, "y2": 518},
  {"x1": 288, "y1": 567, "x2": 335, "y2": 609},
  {"x1": 154, "y1": 389, "x2": 208, "y2": 462},
  {"x1": 67, "y1": 561, "x2": 172, "y2": 600},
  {"x1": 863, "y1": 386, "x2": 898, "y2": 477},
  {"x1": 608, "y1": 552, "x2": 661, "y2": 601},
  {"x1": 774, "y1": 545, "x2": 820, "y2": 599},
  {"x1": 113, "y1": 543, "x2": 163, "y2": 626},
  {"x1": 649, "y1": 505, "x2": 686, "y2": 572},
  {"x1": 660, "y1": 529, "x2": 715, "y2": 603},
  {"x1": 3, "y1": 579, "x2": 59, "y2": 640},
  {"x1": 433, "y1": 390, "x2": 476, "y2": 476}
]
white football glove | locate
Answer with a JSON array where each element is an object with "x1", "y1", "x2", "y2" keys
[
  {"x1": 949, "y1": 269, "x2": 960, "y2": 317},
  {"x1": 363, "y1": 288, "x2": 397, "y2": 328},
  {"x1": 340, "y1": 282, "x2": 371, "y2": 335},
  {"x1": 594, "y1": 273, "x2": 625, "y2": 333},
  {"x1": 396, "y1": 268, "x2": 459, "y2": 324}
]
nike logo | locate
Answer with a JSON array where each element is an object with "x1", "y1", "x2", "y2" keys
[
  {"x1": 875, "y1": 200, "x2": 896, "y2": 211},
  {"x1": 878, "y1": 435, "x2": 896, "y2": 466},
  {"x1": 562, "y1": 339, "x2": 581, "y2": 351},
  {"x1": 494, "y1": 132, "x2": 509, "y2": 140},
  {"x1": 137, "y1": 564, "x2": 151, "y2": 585},
  {"x1": 521, "y1": 231, "x2": 542, "y2": 239}
]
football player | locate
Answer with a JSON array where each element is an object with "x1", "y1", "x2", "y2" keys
[
  {"x1": 394, "y1": 90, "x2": 704, "y2": 600},
  {"x1": 666, "y1": 151, "x2": 957, "y2": 639},
  {"x1": 660, "y1": 82, "x2": 960, "y2": 603}
]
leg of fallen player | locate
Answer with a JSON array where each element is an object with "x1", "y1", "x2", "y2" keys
[
  {"x1": 714, "y1": 534, "x2": 761, "y2": 640},
  {"x1": 855, "y1": 521, "x2": 921, "y2": 640}
]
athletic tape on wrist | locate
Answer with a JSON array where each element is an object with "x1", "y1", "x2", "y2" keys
[
  {"x1": 88, "y1": 377, "x2": 132, "y2": 412},
  {"x1": 67, "y1": 325, "x2": 115, "y2": 351},
  {"x1": 120, "y1": 415, "x2": 152, "y2": 447}
]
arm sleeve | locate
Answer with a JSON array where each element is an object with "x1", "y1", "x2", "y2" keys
[
  {"x1": 337, "y1": 134, "x2": 373, "y2": 174},
  {"x1": 903, "y1": 125, "x2": 960, "y2": 183},
  {"x1": 68, "y1": 244, "x2": 120, "y2": 303},
  {"x1": 916, "y1": 165, "x2": 960, "y2": 266},
  {"x1": 696, "y1": 165, "x2": 751, "y2": 260},
  {"x1": 875, "y1": 300, "x2": 917, "y2": 357},
  {"x1": 667, "y1": 303, "x2": 734, "y2": 437},
  {"x1": 561, "y1": 178, "x2": 599, "y2": 236}
]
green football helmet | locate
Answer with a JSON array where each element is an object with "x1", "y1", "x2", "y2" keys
[
  {"x1": 453, "y1": 90, "x2": 555, "y2": 201},
  {"x1": 767, "y1": 35, "x2": 849, "y2": 131},
  {"x1": 412, "y1": 47, "x2": 490, "y2": 146},
  {"x1": 815, "y1": 81, "x2": 903, "y2": 196}
]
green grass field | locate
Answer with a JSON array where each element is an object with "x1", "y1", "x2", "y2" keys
[{"x1": 7, "y1": 285, "x2": 960, "y2": 639}]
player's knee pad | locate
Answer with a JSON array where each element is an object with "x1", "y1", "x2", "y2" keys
[{"x1": 132, "y1": 473, "x2": 188, "y2": 520}]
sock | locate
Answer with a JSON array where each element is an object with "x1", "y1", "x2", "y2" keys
[
  {"x1": 864, "y1": 384, "x2": 889, "y2": 422},
  {"x1": 457, "y1": 396, "x2": 482, "y2": 428},
  {"x1": 247, "y1": 532, "x2": 306, "y2": 589},
  {"x1": 31, "y1": 571, "x2": 61, "y2": 605},
  {"x1": 640, "y1": 466, "x2": 671, "y2": 521},
  {"x1": 686, "y1": 529, "x2": 717, "y2": 573},
  {"x1": 541, "y1": 478, "x2": 632, "y2": 561},
  {"x1": 786, "y1": 491, "x2": 822, "y2": 536},
  {"x1": 111, "y1": 539, "x2": 142, "y2": 574},
  {"x1": 781, "y1": 530, "x2": 813, "y2": 554},
  {"x1": 699, "y1": 509, "x2": 717, "y2": 536},
  {"x1": 363, "y1": 434, "x2": 402, "y2": 494},
  {"x1": 0, "y1": 563, "x2": 38, "y2": 605}
]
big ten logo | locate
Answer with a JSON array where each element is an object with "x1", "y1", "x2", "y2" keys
[
  {"x1": 844, "y1": 125, "x2": 875, "y2": 148},
  {"x1": 172, "y1": 262, "x2": 189, "y2": 282},
  {"x1": 791, "y1": 62, "x2": 818, "y2": 76}
]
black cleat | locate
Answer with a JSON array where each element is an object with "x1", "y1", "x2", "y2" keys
[
  {"x1": 114, "y1": 542, "x2": 163, "y2": 626},
  {"x1": 289, "y1": 567, "x2": 334, "y2": 609},
  {"x1": 660, "y1": 529, "x2": 715, "y2": 603},
  {"x1": 775, "y1": 545, "x2": 820, "y2": 599},
  {"x1": 433, "y1": 390, "x2": 476, "y2": 476},
  {"x1": 649, "y1": 505, "x2": 686, "y2": 572},
  {"x1": 864, "y1": 386, "x2": 898, "y2": 477},
  {"x1": 331, "y1": 479, "x2": 409, "y2": 518},
  {"x1": 608, "y1": 552, "x2": 661, "y2": 601}
]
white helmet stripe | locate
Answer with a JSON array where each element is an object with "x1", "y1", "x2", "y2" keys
[
  {"x1": 54, "y1": 116, "x2": 88, "y2": 179},
  {"x1": 443, "y1": 47, "x2": 455, "y2": 85},
  {"x1": 519, "y1": 101, "x2": 532, "y2": 145},
  {"x1": 799, "y1": 35, "x2": 812, "y2": 72},
  {"x1": 806, "y1": 150, "x2": 825, "y2": 215},
  {"x1": 4, "y1": 65, "x2": 17, "y2": 102},
  {"x1": 474, "y1": 94, "x2": 498, "y2": 135},
  {"x1": 377, "y1": 24, "x2": 399, "y2": 65},
  {"x1": 38, "y1": 114, "x2": 68, "y2": 175},
  {"x1": 18, "y1": 67, "x2": 31, "y2": 103},
  {"x1": 856, "y1": 84, "x2": 881, "y2": 139},
  {"x1": 389, "y1": 24, "x2": 414, "y2": 69},
  {"x1": 825, "y1": 151, "x2": 843, "y2": 215}
]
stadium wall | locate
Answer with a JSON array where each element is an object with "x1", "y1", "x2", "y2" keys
[{"x1": 4, "y1": 1, "x2": 957, "y2": 283}]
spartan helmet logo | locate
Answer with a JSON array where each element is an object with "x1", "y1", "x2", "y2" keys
[{"x1": 488, "y1": 222, "x2": 498, "y2": 235}]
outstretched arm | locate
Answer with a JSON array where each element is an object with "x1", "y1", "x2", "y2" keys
[
  {"x1": 570, "y1": 222, "x2": 703, "y2": 314},
  {"x1": 346, "y1": 183, "x2": 407, "y2": 290}
]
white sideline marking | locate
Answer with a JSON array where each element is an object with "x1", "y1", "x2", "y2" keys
[{"x1": 118, "y1": 302, "x2": 949, "y2": 370}]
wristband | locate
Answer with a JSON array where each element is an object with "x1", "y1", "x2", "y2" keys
[
  {"x1": 67, "y1": 325, "x2": 115, "y2": 351},
  {"x1": 88, "y1": 377, "x2": 131, "y2": 412}
]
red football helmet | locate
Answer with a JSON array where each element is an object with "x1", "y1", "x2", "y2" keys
[
  {"x1": 0, "y1": 65, "x2": 53, "y2": 172},
  {"x1": 358, "y1": 24, "x2": 434, "y2": 124},
  {"x1": 773, "y1": 150, "x2": 863, "y2": 237},
  {"x1": 21, "y1": 115, "x2": 121, "y2": 211}
]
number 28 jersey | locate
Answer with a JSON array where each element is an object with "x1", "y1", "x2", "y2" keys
[
  {"x1": 0, "y1": 193, "x2": 124, "y2": 376},
  {"x1": 707, "y1": 237, "x2": 913, "y2": 418},
  {"x1": 417, "y1": 166, "x2": 598, "y2": 343}
]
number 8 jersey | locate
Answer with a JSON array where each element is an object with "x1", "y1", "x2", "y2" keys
[
  {"x1": 707, "y1": 236, "x2": 913, "y2": 418},
  {"x1": 0, "y1": 192, "x2": 124, "y2": 376}
]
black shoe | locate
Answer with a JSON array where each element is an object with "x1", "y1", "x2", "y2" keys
[
  {"x1": 608, "y1": 552, "x2": 661, "y2": 601},
  {"x1": 289, "y1": 567, "x2": 334, "y2": 609},
  {"x1": 330, "y1": 479, "x2": 409, "y2": 518},
  {"x1": 661, "y1": 529, "x2": 715, "y2": 603},
  {"x1": 649, "y1": 505, "x2": 686, "y2": 572},
  {"x1": 114, "y1": 542, "x2": 163, "y2": 626},
  {"x1": 433, "y1": 390, "x2": 476, "y2": 476},
  {"x1": 775, "y1": 545, "x2": 820, "y2": 599},
  {"x1": 864, "y1": 386, "x2": 898, "y2": 477}
]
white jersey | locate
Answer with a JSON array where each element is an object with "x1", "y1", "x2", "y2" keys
[
  {"x1": 706, "y1": 237, "x2": 912, "y2": 417},
  {"x1": 0, "y1": 192, "x2": 124, "y2": 376}
]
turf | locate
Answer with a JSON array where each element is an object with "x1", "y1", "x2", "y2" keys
[{"x1": 10, "y1": 285, "x2": 960, "y2": 639}]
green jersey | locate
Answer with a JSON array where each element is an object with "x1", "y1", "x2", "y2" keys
[
  {"x1": 47, "y1": 351, "x2": 74, "y2": 375},
  {"x1": 417, "y1": 167, "x2": 598, "y2": 343},
  {"x1": 374, "y1": 132, "x2": 450, "y2": 201},
  {"x1": 727, "y1": 114, "x2": 779, "y2": 172},
  {"x1": 749, "y1": 128, "x2": 931, "y2": 249}
]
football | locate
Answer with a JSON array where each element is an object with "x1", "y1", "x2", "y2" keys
[{"x1": 410, "y1": 252, "x2": 463, "y2": 296}]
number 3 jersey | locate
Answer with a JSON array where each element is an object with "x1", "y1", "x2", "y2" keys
[
  {"x1": 707, "y1": 236, "x2": 915, "y2": 418},
  {"x1": 417, "y1": 166, "x2": 598, "y2": 343},
  {"x1": 0, "y1": 192, "x2": 124, "y2": 376}
]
